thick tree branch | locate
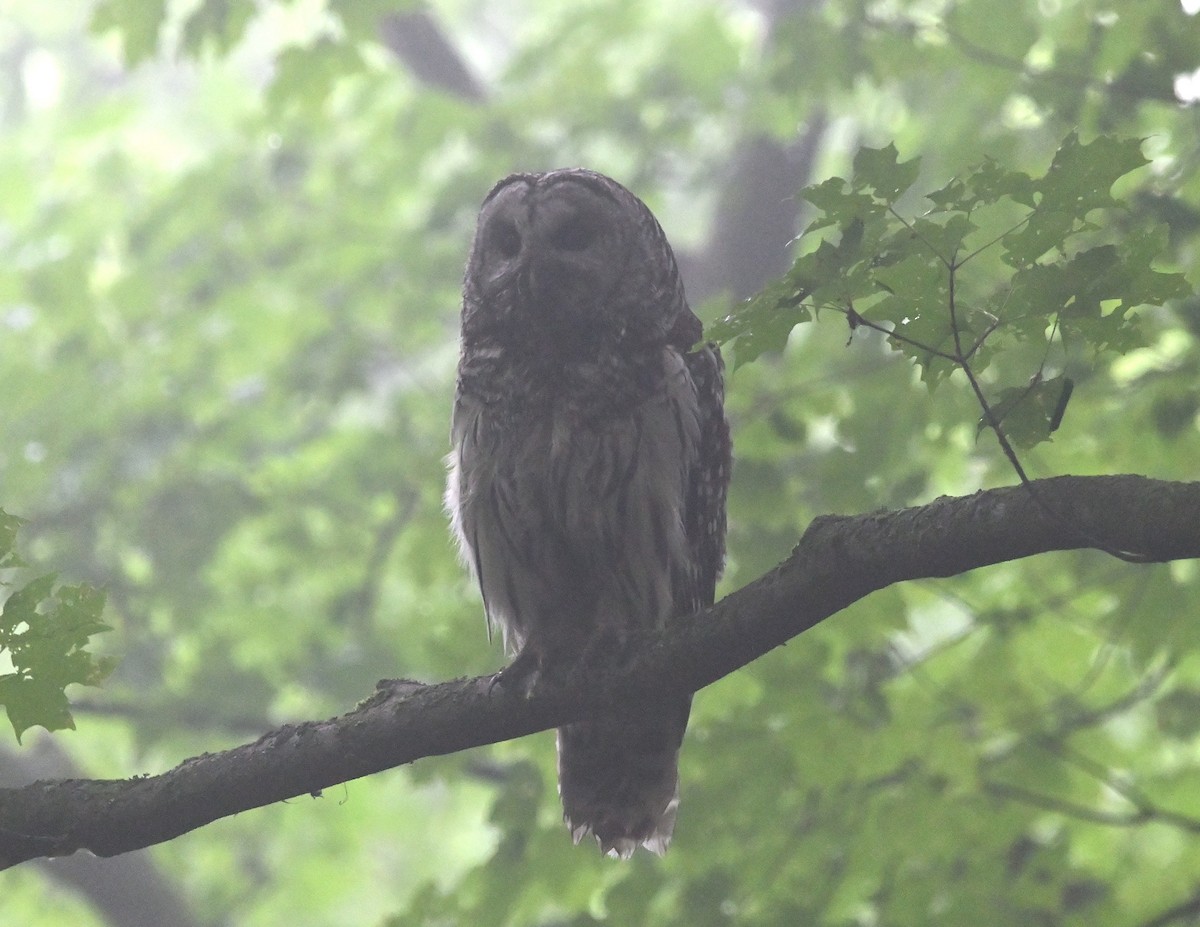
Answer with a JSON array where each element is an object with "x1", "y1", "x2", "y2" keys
[
  {"x1": 1, "y1": 474, "x2": 1197, "y2": 869},
  {"x1": 1, "y1": 740, "x2": 202, "y2": 927}
]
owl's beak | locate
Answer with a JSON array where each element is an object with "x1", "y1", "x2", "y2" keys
[{"x1": 517, "y1": 255, "x2": 579, "y2": 316}]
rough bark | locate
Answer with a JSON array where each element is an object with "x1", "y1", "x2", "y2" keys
[
  {"x1": 1, "y1": 740, "x2": 201, "y2": 927},
  {"x1": 1, "y1": 474, "x2": 1196, "y2": 870}
]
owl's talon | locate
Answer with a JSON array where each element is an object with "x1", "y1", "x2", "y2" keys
[{"x1": 492, "y1": 648, "x2": 542, "y2": 697}]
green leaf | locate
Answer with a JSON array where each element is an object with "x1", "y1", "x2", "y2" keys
[
  {"x1": 1039, "y1": 133, "x2": 1150, "y2": 214},
  {"x1": 1003, "y1": 134, "x2": 1150, "y2": 265},
  {"x1": 90, "y1": 0, "x2": 167, "y2": 64},
  {"x1": 873, "y1": 253, "x2": 946, "y2": 302},
  {"x1": 1156, "y1": 688, "x2": 1200, "y2": 740},
  {"x1": 852, "y1": 144, "x2": 921, "y2": 202},
  {"x1": 910, "y1": 214, "x2": 977, "y2": 263},
  {"x1": 0, "y1": 509, "x2": 24, "y2": 571},
  {"x1": 0, "y1": 539, "x2": 112, "y2": 742},
  {"x1": 945, "y1": 0, "x2": 1038, "y2": 62},
  {"x1": 331, "y1": 0, "x2": 418, "y2": 42},
  {"x1": 713, "y1": 276, "x2": 812, "y2": 367},
  {"x1": 928, "y1": 158, "x2": 1037, "y2": 212},
  {"x1": 801, "y1": 177, "x2": 880, "y2": 229},
  {"x1": 1000, "y1": 209, "x2": 1080, "y2": 266},
  {"x1": 1, "y1": 573, "x2": 59, "y2": 635},
  {"x1": 977, "y1": 375, "x2": 1072, "y2": 448},
  {"x1": 1003, "y1": 235, "x2": 1188, "y2": 356},
  {"x1": 0, "y1": 675, "x2": 75, "y2": 743},
  {"x1": 180, "y1": 0, "x2": 256, "y2": 57},
  {"x1": 1118, "y1": 224, "x2": 1194, "y2": 308},
  {"x1": 266, "y1": 39, "x2": 366, "y2": 114}
]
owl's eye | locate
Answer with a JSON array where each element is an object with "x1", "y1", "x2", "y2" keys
[
  {"x1": 554, "y1": 215, "x2": 598, "y2": 252},
  {"x1": 490, "y1": 219, "x2": 521, "y2": 258}
]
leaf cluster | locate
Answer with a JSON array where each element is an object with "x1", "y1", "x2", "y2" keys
[
  {"x1": 0, "y1": 511, "x2": 113, "y2": 742},
  {"x1": 712, "y1": 134, "x2": 1192, "y2": 448}
]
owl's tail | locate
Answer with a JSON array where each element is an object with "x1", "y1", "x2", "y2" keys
[{"x1": 556, "y1": 696, "x2": 691, "y2": 858}]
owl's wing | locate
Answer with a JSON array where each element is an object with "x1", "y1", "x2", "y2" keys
[{"x1": 680, "y1": 343, "x2": 730, "y2": 615}]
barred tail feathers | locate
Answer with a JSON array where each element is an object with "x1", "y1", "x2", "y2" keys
[{"x1": 555, "y1": 698, "x2": 690, "y2": 859}]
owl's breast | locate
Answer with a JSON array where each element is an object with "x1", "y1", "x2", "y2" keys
[{"x1": 448, "y1": 349, "x2": 704, "y2": 648}]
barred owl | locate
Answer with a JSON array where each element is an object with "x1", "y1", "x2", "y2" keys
[{"x1": 446, "y1": 169, "x2": 730, "y2": 857}]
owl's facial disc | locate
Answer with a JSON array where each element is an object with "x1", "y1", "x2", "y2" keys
[{"x1": 477, "y1": 183, "x2": 630, "y2": 342}]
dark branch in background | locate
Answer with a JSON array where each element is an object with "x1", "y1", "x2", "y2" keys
[
  {"x1": 941, "y1": 27, "x2": 1178, "y2": 105},
  {"x1": 679, "y1": 126, "x2": 828, "y2": 304},
  {"x1": 1141, "y1": 892, "x2": 1200, "y2": 927},
  {"x1": 679, "y1": 0, "x2": 829, "y2": 305},
  {"x1": 376, "y1": 11, "x2": 486, "y2": 102},
  {"x1": 979, "y1": 671, "x2": 1190, "y2": 832},
  {"x1": 0, "y1": 475, "x2": 1196, "y2": 870},
  {"x1": 371, "y1": 3, "x2": 828, "y2": 309},
  {"x1": 983, "y1": 780, "x2": 1161, "y2": 829}
]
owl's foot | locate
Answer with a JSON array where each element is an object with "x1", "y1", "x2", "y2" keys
[{"x1": 490, "y1": 647, "x2": 542, "y2": 698}]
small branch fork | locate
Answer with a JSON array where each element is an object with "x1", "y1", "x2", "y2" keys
[{"x1": 826, "y1": 203, "x2": 1151, "y2": 563}]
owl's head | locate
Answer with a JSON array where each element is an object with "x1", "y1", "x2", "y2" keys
[{"x1": 461, "y1": 169, "x2": 699, "y2": 357}]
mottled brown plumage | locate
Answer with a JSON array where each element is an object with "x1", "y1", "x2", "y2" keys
[{"x1": 447, "y1": 169, "x2": 730, "y2": 857}]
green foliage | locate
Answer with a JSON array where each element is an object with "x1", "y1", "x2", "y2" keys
[
  {"x1": 0, "y1": 512, "x2": 113, "y2": 742},
  {"x1": 180, "y1": 0, "x2": 256, "y2": 58},
  {"x1": 90, "y1": 0, "x2": 167, "y2": 64},
  {"x1": 267, "y1": 39, "x2": 367, "y2": 115},
  {"x1": 0, "y1": 511, "x2": 22, "y2": 571},
  {"x1": 2, "y1": 0, "x2": 1200, "y2": 925},
  {"x1": 713, "y1": 134, "x2": 1192, "y2": 447}
]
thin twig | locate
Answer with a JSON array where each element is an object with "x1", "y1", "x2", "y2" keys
[
  {"x1": 944, "y1": 251, "x2": 1150, "y2": 563},
  {"x1": 835, "y1": 303, "x2": 961, "y2": 363},
  {"x1": 958, "y1": 213, "x2": 1033, "y2": 268},
  {"x1": 982, "y1": 779, "x2": 1153, "y2": 827}
]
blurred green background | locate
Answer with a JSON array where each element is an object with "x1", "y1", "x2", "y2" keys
[{"x1": 1, "y1": 1, "x2": 1200, "y2": 924}]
